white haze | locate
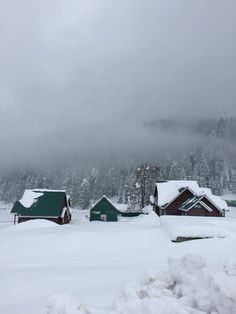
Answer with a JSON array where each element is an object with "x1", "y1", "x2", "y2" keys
[{"x1": 0, "y1": 0, "x2": 236, "y2": 168}]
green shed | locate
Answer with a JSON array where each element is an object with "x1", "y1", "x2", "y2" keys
[
  {"x1": 225, "y1": 200, "x2": 236, "y2": 208},
  {"x1": 11, "y1": 189, "x2": 72, "y2": 225},
  {"x1": 90, "y1": 196, "x2": 118, "y2": 222}
]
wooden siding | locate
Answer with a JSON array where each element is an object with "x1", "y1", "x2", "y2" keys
[
  {"x1": 163, "y1": 189, "x2": 194, "y2": 215},
  {"x1": 185, "y1": 206, "x2": 222, "y2": 216}
]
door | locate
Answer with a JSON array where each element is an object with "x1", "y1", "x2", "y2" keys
[{"x1": 100, "y1": 214, "x2": 107, "y2": 221}]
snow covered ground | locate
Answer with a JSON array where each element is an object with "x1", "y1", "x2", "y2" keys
[
  {"x1": 160, "y1": 215, "x2": 236, "y2": 241},
  {"x1": 0, "y1": 208, "x2": 236, "y2": 314},
  {"x1": 0, "y1": 202, "x2": 14, "y2": 229}
]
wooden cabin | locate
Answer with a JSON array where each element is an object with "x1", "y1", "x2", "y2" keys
[
  {"x1": 11, "y1": 189, "x2": 72, "y2": 224},
  {"x1": 152, "y1": 181, "x2": 227, "y2": 217}
]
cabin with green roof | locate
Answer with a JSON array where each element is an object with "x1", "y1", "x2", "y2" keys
[
  {"x1": 90, "y1": 196, "x2": 118, "y2": 221},
  {"x1": 90, "y1": 195, "x2": 144, "y2": 221},
  {"x1": 11, "y1": 189, "x2": 72, "y2": 224}
]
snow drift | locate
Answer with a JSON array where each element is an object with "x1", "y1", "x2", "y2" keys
[
  {"x1": 47, "y1": 255, "x2": 236, "y2": 314},
  {"x1": 11, "y1": 219, "x2": 58, "y2": 230},
  {"x1": 160, "y1": 216, "x2": 229, "y2": 241}
]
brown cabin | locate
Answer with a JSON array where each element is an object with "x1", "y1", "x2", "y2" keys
[{"x1": 152, "y1": 181, "x2": 226, "y2": 217}]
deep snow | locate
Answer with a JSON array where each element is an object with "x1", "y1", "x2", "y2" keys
[
  {"x1": 160, "y1": 215, "x2": 234, "y2": 241},
  {"x1": 0, "y1": 209, "x2": 236, "y2": 314}
]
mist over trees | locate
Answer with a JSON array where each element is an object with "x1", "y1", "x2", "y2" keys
[{"x1": 0, "y1": 117, "x2": 236, "y2": 208}]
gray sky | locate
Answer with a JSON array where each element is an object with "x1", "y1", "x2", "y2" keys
[{"x1": 0, "y1": 0, "x2": 236, "y2": 168}]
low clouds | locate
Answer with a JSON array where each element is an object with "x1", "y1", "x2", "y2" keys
[{"x1": 0, "y1": 0, "x2": 235, "y2": 168}]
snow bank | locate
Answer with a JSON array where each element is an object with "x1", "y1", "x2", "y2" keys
[
  {"x1": 47, "y1": 292, "x2": 90, "y2": 314},
  {"x1": 142, "y1": 205, "x2": 153, "y2": 214},
  {"x1": 19, "y1": 190, "x2": 43, "y2": 208},
  {"x1": 116, "y1": 255, "x2": 236, "y2": 314},
  {"x1": 12, "y1": 219, "x2": 58, "y2": 230},
  {"x1": 160, "y1": 216, "x2": 229, "y2": 241},
  {"x1": 47, "y1": 255, "x2": 236, "y2": 314}
]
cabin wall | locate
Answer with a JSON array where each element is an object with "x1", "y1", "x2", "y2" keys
[
  {"x1": 186, "y1": 205, "x2": 222, "y2": 217},
  {"x1": 164, "y1": 189, "x2": 194, "y2": 215},
  {"x1": 199, "y1": 197, "x2": 223, "y2": 217},
  {"x1": 63, "y1": 211, "x2": 71, "y2": 224}
]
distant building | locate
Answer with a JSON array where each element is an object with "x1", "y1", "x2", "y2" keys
[
  {"x1": 11, "y1": 189, "x2": 72, "y2": 224},
  {"x1": 90, "y1": 196, "x2": 118, "y2": 221},
  {"x1": 151, "y1": 180, "x2": 227, "y2": 217},
  {"x1": 90, "y1": 195, "x2": 143, "y2": 222}
]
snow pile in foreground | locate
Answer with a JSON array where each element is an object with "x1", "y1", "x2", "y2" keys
[
  {"x1": 160, "y1": 216, "x2": 229, "y2": 241},
  {"x1": 47, "y1": 255, "x2": 236, "y2": 314},
  {"x1": 48, "y1": 292, "x2": 90, "y2": 314}
]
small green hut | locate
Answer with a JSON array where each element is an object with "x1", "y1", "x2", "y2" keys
[
  {"x1": 225, "y1": 200, "x2": 236, "y2": 208},
  {"x1": 90, "y1": 196, "x2": 118, "y2": 222}
]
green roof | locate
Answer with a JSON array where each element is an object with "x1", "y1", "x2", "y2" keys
[
  {"x1": 90, "y1": 196, "x2": 118, "y2": 214},
  {"x1": 225, "y1": 200, "x2": 236, "y2": 207},
  {"x1": 11, "y1": 190, "x2": 67, "y2": 217}
]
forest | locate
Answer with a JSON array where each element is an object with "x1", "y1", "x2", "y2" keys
[{"x1": 0, "y1": 117, "x2": 236, "y2": 209}]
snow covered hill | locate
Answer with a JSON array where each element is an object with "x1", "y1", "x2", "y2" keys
[{"x1": 0, "y1": 210, "x2": 235, "y2": 314}]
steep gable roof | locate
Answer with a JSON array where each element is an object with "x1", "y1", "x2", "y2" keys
[
  {"x1": 90, "y1": 195, "x2": 118, "y2": 212},
  {"x1": 156, "y1": 180, "x2": 199, "y2": 207},
  {"x1": 11, "y1": 189, "x2": 67, "y2": 217},
  {"x1": 179, "y1": 195, "x2": 213, "y2": 212}
]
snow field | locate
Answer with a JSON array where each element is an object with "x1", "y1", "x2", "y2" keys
[
  {"x1": 0, "y1": 209, "x2": 236, "y2": 314},
  {"x1": 47, "y1": 255, "x2": 236, "y2": 314}
]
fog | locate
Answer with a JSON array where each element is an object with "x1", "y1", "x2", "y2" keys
[{"x1": 0, "y1": 0, "x2": 236, "y2": 169}]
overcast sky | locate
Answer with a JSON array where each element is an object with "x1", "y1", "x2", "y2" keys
[{"x1": 0, "y1": 0, "x2": 236, "y2": 169}]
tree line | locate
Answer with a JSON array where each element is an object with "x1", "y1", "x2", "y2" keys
[{"x1": 0, "y1": 117, "x2": 236, "y2": 208}]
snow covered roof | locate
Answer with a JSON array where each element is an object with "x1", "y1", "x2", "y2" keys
[
  {"x1": 114, "y1": 203, "x2": 143, "y2": 213},
  {"x1": 11, "y1": 189, "x2": 69, "y2": 217},
  {"x1": 114, "y1": 203, "x2": 128, "y2": 213},
  {"x1": 90, "y1": 195, "x2": 117, "y2": 210},
  {"x1": 207, "y1": 195, "x2": 228, "y2": 211},
  {"x1": 19, "y1": 190, "x2": 44, "y2": 208},
  {"x1": 156, "y1": 180, "x2": 199, "y2": 207}
]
